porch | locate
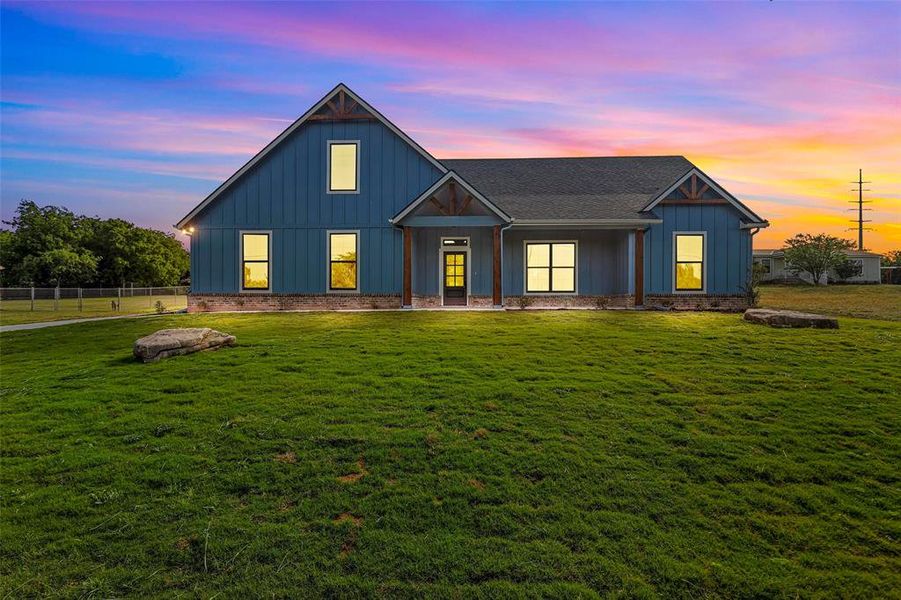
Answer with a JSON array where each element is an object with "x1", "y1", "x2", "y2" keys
[{"x1": 393, "y1": 172, "x2": 646, "y2": 309}]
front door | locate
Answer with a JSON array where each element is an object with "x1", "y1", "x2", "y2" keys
[{"x1": 443, "y1": 252, "x2": 467, "y2": 306}]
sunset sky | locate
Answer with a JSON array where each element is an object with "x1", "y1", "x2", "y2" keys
[{"x1": 1, "y1": 1, "x2": 899, "y2": 251}]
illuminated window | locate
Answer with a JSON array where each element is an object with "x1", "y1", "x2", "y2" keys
[
  {"x1": 328, "y1": 142, "x2": 358, "y2": 192},
  {"x1": 329, "y1": 232, "x2": 358, "y2": 290},
  {"x1": 445, "y1": 253, "x2": 465, "y2": 288},
  {"x1": 242, "y1": 232, "x2": 270, "y2": 290},
  {"x1": 675, "y1": 234, "x2": 704, "y2": 291},
  {"x1": 526, "y1": 242, "x2": 575, "y2": 293}
]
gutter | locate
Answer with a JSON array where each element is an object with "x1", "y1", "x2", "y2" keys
[{"x1": 740, "y1": 221, "x2": 770, "y2": 230}]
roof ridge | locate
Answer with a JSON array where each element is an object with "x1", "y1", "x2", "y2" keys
[{"x1": 441, "y1": 155, "x2": 689, "y2": 161}]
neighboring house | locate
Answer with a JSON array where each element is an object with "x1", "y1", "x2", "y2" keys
[
  {"x1": 754, "y1": 249, "x2": 882, "y2": 284},
  {"x1": 176, "y1": 84, "x2": 769, "y2": 312}
]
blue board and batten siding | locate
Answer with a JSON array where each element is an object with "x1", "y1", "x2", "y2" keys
[
  {"x1": 190, "y1": 120, "x2": 442, "y2": 293},
  {"x1": 644, "y1": 204, "x2": 752, "y2": 295},
  {"x1": 187, "y1": 110, "x2": 755, "y2": 298}
]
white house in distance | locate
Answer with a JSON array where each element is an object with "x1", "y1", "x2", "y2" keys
[{"x1": 753, "y1": 249, "x2": 883, "y2": 284}]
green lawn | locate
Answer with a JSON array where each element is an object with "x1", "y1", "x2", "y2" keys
[
  {"x1": 2, "y1": 312, "x2": 899, "y2": 597},
  {"x1": 759, "y1": 284, "x2": 901, "y2": 321},
  {"x1": 0, "y1": 295, "x2": 187, "y2": 326}
]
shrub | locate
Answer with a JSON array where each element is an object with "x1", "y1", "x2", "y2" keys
[{"x1": 154, "y1": 300, "x2": 167, "y2": 314}]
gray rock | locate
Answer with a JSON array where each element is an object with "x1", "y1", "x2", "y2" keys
[
  {"x1": 133, "y1": 328, "x2": 236, "y2": 362},
  {"x1": 743, "y1": 309, "x2": 838, "y2": 329}
]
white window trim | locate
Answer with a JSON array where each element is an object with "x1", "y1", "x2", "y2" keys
[
  {"x1": 438, "y1": 237, "x2": 471, "y2": 307},
  {"x1": 327, "y1": 230, "x2": 360, "y2": 293},
  {"x1": 239, "y1": 230, "x2": 272, "y2": 293},
  {"x1": 326, "y1": 140, "x2": 360, "y2": 194},
  {"x1": 522, "y1": 240, "x2": 578, "y2": 295},
  {"x1": 672, "y1": 231, "x2": 707, "y2": 294}
]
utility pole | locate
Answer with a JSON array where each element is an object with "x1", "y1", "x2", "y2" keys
[{"x1": 848, "y1": 169, "x2": 872, "y2": 250}]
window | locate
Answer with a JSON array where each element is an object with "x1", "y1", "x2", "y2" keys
[
  {"x1": 526, "y1": 242, "x2": 576, "y2": 293},
  {"x1": 329, "y1": 232, "x2": 358, "y2": 290},
  {"x1": 674, "y1": 233, "x2": 704, "y2": 291},
  {"x1": 241, "y1": 232, "x2": 270, "y2": 290},
  {"x1": 328, "y1": 141, "x2": 358, "y2": 192},
  {"x1": 754, "y1": 258, "x2": 771, "y2": 274}
]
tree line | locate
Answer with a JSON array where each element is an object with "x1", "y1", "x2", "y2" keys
[{"x1": 0, "y1": 200, "x2": 189, "y2": 287}]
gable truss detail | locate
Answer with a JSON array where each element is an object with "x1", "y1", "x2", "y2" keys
[
  {"x1": 659, "y1": 173, "x2": 727, "y2": 205},
  {"x1": 308, "y1": 89, "x2": 376, "y2": 122},
  {"x1": 428, "y1": 182, "x2": 473, "y2": 216}
]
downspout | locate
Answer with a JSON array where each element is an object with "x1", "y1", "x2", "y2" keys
[{"x1": 499, "y1": 220, "x2": 515, "y2": 307}]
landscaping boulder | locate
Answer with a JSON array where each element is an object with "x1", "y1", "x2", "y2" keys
[
  {"x1": 133, "y1": 328, "x2": 235, "y2": 362},
  {"x1": 743, "y1": 309, "x2": 838, "y2": 329}
]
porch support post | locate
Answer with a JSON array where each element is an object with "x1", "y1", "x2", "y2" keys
[
  {"x1": 402, "y1": 226, "x2": 412, "y2": 308},
  {"x1": 634, "y1": 229, "x2": 644, "y2": 307},
  {"x1": 493, "y1": 225, "x2": 502, "y2": 307}
]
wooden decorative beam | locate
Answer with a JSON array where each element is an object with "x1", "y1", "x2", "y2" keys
[
  {"x1": 403, "y1": 227, "x2": 412, "y2": 307},
  {"x1": 448, "y1": 182, "x2": 457, "y2": 216},
  {"x1": 429, "y1": 197, "x2": 449, "y2": 215},
  {"x1": 493, "y1": 225, "x2": 502, "y2": 306},
  {"x1": 457, "y1": 195, "x2": 472, "y2": 215},
  {"x1": 634, "y1": 229, "x2": 644, "y2": 307}
]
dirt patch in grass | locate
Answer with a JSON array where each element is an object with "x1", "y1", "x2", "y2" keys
[
  {"x1": 467, "y1": 478, "x2": 485, "y2": 491},
  {"x1": 274, "y1": 451, "x2": 297, "y2": 464},
  {"x1": 337, "y1": 457, "x2": 368, "y2": 483},
  {"x1": 333, "y1": 512, "x2": 363, "y2": 527}
]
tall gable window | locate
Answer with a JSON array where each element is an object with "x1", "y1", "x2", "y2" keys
[
  {"x1": 674, "y1": 233, "x2": 705, "y2": 292},
  {"x1": 328, "y1": 141, "x2": 359, "y2": 193},
  {"x1": 328, "y1": 231, "x2": 359, "y2": 291},
  {"x1": 525, "y1": 242, "x2": 576, "y2": 294},
  {"x1": 241, "y1": 232, "x2": 270, "y2": 290}
]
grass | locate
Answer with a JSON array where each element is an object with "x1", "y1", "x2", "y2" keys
[
  {"x1": 759, "y1": 284, "x2": 901, "y2": 321},
  {"x1": 0, "y1": 295, "x2": 188, "y2": 326},
  {"x1": 1, "y1": 311, "x2": 899, "y2": 598}
]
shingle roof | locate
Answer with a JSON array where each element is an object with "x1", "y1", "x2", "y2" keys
[{"x1": 440, "y1": 156, "x2": 695, "y2": 221}]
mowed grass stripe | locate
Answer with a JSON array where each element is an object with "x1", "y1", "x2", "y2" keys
[{"x1": 1, "y1": 311, "x2": 899, "y2": 597}]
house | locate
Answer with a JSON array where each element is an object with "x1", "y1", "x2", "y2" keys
[
  {"x1": 754, "y1": 249, "x2": 883, "y2": 284},
  {"x1": 176, "y1": 84, "x2": 768, "y2": 312}
]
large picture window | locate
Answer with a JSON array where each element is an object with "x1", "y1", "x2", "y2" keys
[
  {"x1": 526, "y1": 242, "x2": 576, "y2": 293},
  {"x1": 242, "y1": 232, "x2": 270, "y2": 290},
  {"x1": 328, "y1": 141, "x2": 359, "y2": 192},
  {"x1": 675, "y1": 233, "x2": 705, "y2": 291},
  {"x1": 329, "y1": 232, "x2": 358, "y2": 290}
]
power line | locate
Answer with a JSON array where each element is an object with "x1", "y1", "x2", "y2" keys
[{"x1": 847, "y1": 168, "x2": 872, "y2": 250}]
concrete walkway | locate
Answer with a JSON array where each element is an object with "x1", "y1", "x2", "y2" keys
[{"x1": 0, "y1": 311, "x2": 185, "y2": 333}]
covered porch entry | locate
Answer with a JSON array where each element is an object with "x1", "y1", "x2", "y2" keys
[{"x1": 392, "y1": 173, "x2": 509, "y2": 308}]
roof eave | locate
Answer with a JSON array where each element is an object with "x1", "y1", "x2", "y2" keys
[{"x1": 176, "y1": 83, "x2": 447, "y2": 230}]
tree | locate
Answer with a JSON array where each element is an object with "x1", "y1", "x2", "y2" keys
[
  {"x1": 832, "y1": 257, "x2": 862, "y2": 282},
  {"x1": 883, "y1": 250, "x2": 901, "y2": 284},
  {"x1": 782, "y1": 233, "x2": 856, "y2": 285},
  {"x1": 20, "y1": 248, "x2": 98, "y2": 286},
  {"x1": 1, "y1": 200, "x2": 189, "y2": 287}
]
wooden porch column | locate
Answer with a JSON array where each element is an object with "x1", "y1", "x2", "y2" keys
[
  {"x1": 634, "y1": 229, "x2": 644, "y2": 307},
  {"x1": 403, "y1": 227, "x2": 412, "y2": 307},
  {"x1": 493, "y1": 225, "x2": 502, "y2": 307}
]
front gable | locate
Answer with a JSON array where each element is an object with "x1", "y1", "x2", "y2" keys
[
  {"x1": 176, "y1": 84, "x2": 446, "y2": 229},
  {"x1": 391, "y1": 171, "x2": 511, "y2": 227},
  {"x1": 643, "y1": 168, "x2": 766, "y2": 225}
]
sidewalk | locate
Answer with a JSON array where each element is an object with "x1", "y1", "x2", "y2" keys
[{"x1": 0, "y1": 311, "x2": 185, "y2": 333}]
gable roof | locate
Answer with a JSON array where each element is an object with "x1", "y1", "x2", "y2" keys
[
  {"x1": 642, "y1": 167, "x2": 766, "y2": 223},
  {"x1": 441, "y1": 156, "x2": 691, "y2": 222},
  {"x1": 390, "y1": 171, "x2": 511, "y2": 224},
  {"x1": 175, "y1": 83, "x2": 446, "y2": 229}
]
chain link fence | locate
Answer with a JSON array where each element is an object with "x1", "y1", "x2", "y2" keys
[{"x1": 0, "y1": 286, "x2": 189, "y2": 314}]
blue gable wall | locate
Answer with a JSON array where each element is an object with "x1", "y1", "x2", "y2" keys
[
  {"x1": 644, "y1": 204, "x2": 752, "y2": 295},
  {"x1": 189, "y1": 120, "x2": 443, "y2": 293}
]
